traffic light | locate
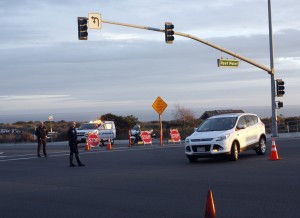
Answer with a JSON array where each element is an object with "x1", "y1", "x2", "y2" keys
[
  {"x1": 165, "y1": 22, "x2": 174, "y2": 44},
  {"x1": 277, "y1": 101, "x2": 283, "y2": 109},
  {"x1": 276, "y1": 79, "x2": 285, "y2": 97},
  {"x1": 78, "y1": 17, "x2": 88, "y2": 40}
]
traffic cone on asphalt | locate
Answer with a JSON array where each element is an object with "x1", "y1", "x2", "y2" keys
[
  {"x1": 269, "y1": 138, "x2": 282, "y2": 160},
  {"x1": 107, "y1": 138, "x2": 112, "y2": 150},
  {"x1": 205, "y1": 190, "x2": 216, "y2": 218},
  {"x1": 85, "y1": 140, "x2": 90, "y2": 151}
]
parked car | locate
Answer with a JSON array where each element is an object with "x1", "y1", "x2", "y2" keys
[{"x1": 185, "y1": 113, "x2": 267, "y2": 162}]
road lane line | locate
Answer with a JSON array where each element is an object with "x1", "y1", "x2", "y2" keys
[{"x1": 0, "y1": 144, "x2": 183, "y2": 162}]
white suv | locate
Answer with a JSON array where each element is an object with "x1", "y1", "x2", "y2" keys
[{"x1": 185, "y1": 113, "x2": 266, "y2": 162}]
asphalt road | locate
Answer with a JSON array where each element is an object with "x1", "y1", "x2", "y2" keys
[{"x1": 0, "y1": 138, "x2": 299, "y2": 218}]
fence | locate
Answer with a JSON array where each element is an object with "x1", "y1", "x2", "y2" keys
[
  {"x1": 264, "y1": 120, "x2": 300, "y2": 134},
  {"x1": 286, "y1": 121, "x2": 300, "y2": 133}
]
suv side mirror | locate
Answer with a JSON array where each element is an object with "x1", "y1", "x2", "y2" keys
[{"x1": 237, "y1": 124, "x2": 246, "y2": 130}]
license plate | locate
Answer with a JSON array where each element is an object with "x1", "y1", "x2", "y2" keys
[{"x1": 197, "y1": 147, "x2": 205, "y2": 152}]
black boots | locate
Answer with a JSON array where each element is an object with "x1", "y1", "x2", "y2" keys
[
  {"x1": 69, "y1": 155, "x2": 76, "y2": 167},
  {"x1": 69, "y1": 155, "x2": 85, "y2": 167},
  {"x1": 75, "y1": 155, "x2": 85, "y2": 167}
]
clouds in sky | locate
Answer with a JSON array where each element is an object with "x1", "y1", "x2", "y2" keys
[{"x1": 1, "y1": 0, "x2": 300, "y2": 121}]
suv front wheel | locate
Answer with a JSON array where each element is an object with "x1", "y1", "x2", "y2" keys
[
  {"x1": 230, "y1": 141, "x2": 239, "y2": 161},
  {"x1": 256, "y1": 136, "x2": 266, "y2": 155}
]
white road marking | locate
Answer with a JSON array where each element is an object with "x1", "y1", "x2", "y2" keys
[{"x1": 0, "y1": 144, "x2": 183, "y2": 162}]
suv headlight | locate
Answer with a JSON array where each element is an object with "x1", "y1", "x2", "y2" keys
[
  {"x1": 215, "y1": 134, "x2": 229, "y2": 141},
  {"x1": 185, "y1": 138, "x2": 190, "y2": 143}
]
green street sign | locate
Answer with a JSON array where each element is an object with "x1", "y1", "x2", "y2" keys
[{"x1": 218, "y1": 59, "x2": 239, "y2": 67}]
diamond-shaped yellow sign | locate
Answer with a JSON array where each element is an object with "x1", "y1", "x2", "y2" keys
[{"x1": 152, "y1": 96, "x2": 168, "y2": 115}]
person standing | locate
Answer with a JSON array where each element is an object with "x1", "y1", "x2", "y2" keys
[
  {"x1": 67, "y1": 122, "x2": 85, "y2": 167},
  {"x1": 35, "y1": 122, "x2": 48, "y2": 157}
]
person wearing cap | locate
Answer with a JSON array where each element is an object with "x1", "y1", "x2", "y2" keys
[{"x1": 67, "y1": 122, "x2": 85, "y2": 167}]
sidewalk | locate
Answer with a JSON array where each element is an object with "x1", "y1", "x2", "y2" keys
[{"x1": 267, "y1": 132, "x2": 300, "y2": 139}]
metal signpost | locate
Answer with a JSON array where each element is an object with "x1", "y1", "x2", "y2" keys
[
  {"x1": 48, "y1": 115, "x2": 53, "y2": 132},
  {"x1": 152, "y1": 96, "x2": 168, "y2": 145}
]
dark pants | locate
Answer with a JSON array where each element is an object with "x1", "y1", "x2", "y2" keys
[
  {"x1": 37, "y1": 138, "x2": 47, "y2": 156},
  {"x1": 69, "y1": 141, "x2": 83, "y2": 165},
  {"x1": 69, "y1": 142, "x2": 79, "y2": 156}
]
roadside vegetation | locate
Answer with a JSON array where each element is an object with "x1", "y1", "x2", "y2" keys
[{"x1": 0, "y1": 106, "x2": 299, "y2": 143}]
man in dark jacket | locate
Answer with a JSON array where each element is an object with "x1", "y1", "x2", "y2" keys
[
  {"x1": 35, "y1": 122, "x2": 48, "y2": 157},
  {"x1": 68, "y1": 122, "x2": 85, "y2": 167}
]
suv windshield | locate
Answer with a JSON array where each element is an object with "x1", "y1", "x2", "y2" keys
[
  {"x1": 99, "y1": 123, "x2": 113, "y2": 130},
  {"x1": 197, "y1": 117, "x2": 238, "y2": 132},
  {"x1": 77, "y1": 123, "x2": 98, "y2": 130}
]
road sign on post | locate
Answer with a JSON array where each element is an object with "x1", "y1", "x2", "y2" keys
[
  {"x1": 152, "y1": 96, "x2": 168, "y2": 146},
  {"x1": 88, "y1": 13, "x2": 102, "y2": 29},
  {"x1": 152, "y1": 96, "x2": 168, "y2": 115},
  {"x1": 48, "y1": 115, "x2": 53, "y2": 133}
]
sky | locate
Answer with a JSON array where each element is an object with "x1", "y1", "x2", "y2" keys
[{"x1": 1, "y1": 0, "x2": 300, "y2": 122}]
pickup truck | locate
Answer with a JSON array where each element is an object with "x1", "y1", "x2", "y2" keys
[
  {"x1": 76, "y1": 121, "x2": 116, "y2": 146},
  {"x1": 76, "y1": 122, "x2": 99, "y2": 143}
]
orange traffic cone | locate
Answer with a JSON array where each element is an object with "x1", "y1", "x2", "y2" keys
[
  {"x1": 106, "y1": 138, "x2": 112, "y2": 150},
  {"x1": 269, "y1": 138, "x2": 282, "y2": 160},
  {"x1": 205, "y1": 190, "x2": 216, "y2": 218},
  {"x1": 85, "y1": 140, "x2": 90, "y2": 151}
]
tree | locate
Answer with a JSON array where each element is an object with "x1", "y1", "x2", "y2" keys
[
  {"x1": 173, "y1": 104, "x2": 196, "y2": 125},
  {"x1": 172, "y1": 104, "x2": 200, "y2": 138}
]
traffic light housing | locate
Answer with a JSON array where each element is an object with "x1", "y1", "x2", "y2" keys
[
  {"x1": 78, "y1": 17, "x2": 88, "y2": 40},
  {"x1": 277, "y1": 101, "x2": 283, "y2": 109},
  {"x1": 276, "y1": 79, "x2": 285, "y2": 97},
  {"x1": 165, "y1": 22, "x2": 174, "y2": 44}
]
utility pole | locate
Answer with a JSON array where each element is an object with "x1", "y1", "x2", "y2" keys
[{"x1": 268, "y1": 0, "x2": 278, "y2": 137}]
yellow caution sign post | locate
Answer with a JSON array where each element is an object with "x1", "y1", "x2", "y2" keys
[{"x1": 152, "y1": 96, "x2": 168, "y2": 145}]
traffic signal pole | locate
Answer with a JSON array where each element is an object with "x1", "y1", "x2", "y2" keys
[
  {"x1": 101, "y1": 19, "x2": 272, "y2": 72},
  {"x1": 102, "y1": 19, "x2": 164, "y2": 33},
  {"x1": 97, "y1": 15, "x2": 278, "y2": 137},
  {"x1": 268, "y1": 0, "x2": 278, "y2": 137}
]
